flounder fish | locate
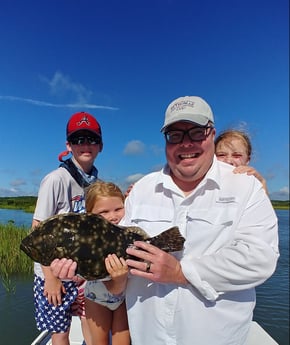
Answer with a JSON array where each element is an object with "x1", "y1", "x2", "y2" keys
[{"x1": 20, "y1": 212, "x2": 185, "y2": 280}]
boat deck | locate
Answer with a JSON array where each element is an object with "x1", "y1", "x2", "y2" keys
[{"x1": 31, "y1": 316, "x2": 279, "y2": 345}]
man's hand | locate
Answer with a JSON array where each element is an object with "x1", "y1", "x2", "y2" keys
[{"x1": 126, "y1": 241, "x2": 187, "y2": 285}]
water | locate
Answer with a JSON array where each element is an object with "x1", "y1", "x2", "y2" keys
[
  {"x1": 0, "y1": 277, "x2": 38, "y2": 344},
  {"x1": 0, "y1": 208, "x2": 289, "y2": 344},
  {"x1": 253, "y1": 209, "x2": 289, "y2": 345},
  {"x1": 0, "y1": 208, "x2": 32, "y2": 227}
]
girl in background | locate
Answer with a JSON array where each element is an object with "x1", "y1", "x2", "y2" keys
[{"x1": 215, "y1": 129, "x2": 268, "y2": 193}]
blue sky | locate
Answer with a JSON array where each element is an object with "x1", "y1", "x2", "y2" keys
[{"x1": 0, "y1": 0, "x2": 288, "y2": 200}]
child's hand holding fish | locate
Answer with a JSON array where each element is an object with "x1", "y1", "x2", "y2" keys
[
  {"x1": 50, "y1": 255, "x2": 129, "y2": 296},
  {"x1": 50, "y1": 258, "x2": 78, "y2": 280},
  {"x1": 104, "y1": 254, "x2": 128, "y2": 295}
]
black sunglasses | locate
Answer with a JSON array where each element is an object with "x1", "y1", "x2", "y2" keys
[
  {"x1": 69, "y1": 136, "x2": 102, "y2": 145},
  {"x1": 164, "y1": 126, "x2": 214, "y2": 144}
]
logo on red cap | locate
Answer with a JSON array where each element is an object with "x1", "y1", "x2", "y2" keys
[
  {"x1": 77, "y1": 115, "x2": 91, "y2": 127},
  {"x1": 66, "y1": 112, "x2": 102, "y2": 139}
]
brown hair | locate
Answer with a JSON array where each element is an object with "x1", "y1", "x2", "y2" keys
[
  {"x1": 215, "y1": 130, "x2": 252, "y2": 159},
  {"x1": 85, "y1": 181, "x2": 125, "y2": 213}
]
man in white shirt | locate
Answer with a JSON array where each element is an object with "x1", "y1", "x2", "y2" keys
[{"x1": 122, "y1": 96, "x2": 279, "y2": 345}]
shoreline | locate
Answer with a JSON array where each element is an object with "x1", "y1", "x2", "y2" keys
[{"x1": 0, "y1": 197, "x2": 289, "y2": 213}]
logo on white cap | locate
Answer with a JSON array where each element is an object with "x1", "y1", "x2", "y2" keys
[{"x1": 161, "y1": 96, "x2": 214, "y2": 132}]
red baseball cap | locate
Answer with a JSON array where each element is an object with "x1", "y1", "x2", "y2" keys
[{"x1": 66, "y1": 112, "x2": 102, "y2": 139}]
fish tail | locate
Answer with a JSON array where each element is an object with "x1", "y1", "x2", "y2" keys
[{"x1": 148, "y1": 227, "x2": 185, "y2": 252}]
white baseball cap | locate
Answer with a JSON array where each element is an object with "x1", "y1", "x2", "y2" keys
[{"x1": 161, "y1": 96, "x2": 214, "y2": 132}]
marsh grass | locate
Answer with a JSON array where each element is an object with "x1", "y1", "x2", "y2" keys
[{"x1": 0, "y1": 223, "x2": 33, "y2": 292}]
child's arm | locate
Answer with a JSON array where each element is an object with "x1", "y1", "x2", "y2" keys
[
  {"x1": 104, "y1": 254, "x2": 128, "y2": 295},
  {"x1": 50, "y1": 258, "x2": 78, "y2": 280},
  {"x1": 42, "y1": 265, "x2": 67, "y2": 306}
]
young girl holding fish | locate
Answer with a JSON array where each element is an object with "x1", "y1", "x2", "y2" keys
[{"x1": 84, "y1": 181, "x2": 130, "y2": 345}]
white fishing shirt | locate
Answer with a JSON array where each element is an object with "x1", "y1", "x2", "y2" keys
[{"x1": 121, "y1": 156, "x2": 279, "y2": 345}]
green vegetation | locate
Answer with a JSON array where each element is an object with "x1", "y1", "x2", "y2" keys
[
  {"x1": 0, "y1": 223, "x2": 33, "y2": 292},
  {"x1": 0, "y1": 196, "x2": 289, "y2": 212},
  {"x1": 0, "y1": 196, "x2": 37, "y2": 213},
  {"x1": 271, "y1": 200, "x2": 290, "y2": 210}
]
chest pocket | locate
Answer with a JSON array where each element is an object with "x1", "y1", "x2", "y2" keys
[
  {"x1": 130, "y1": 204, "x2": 175, "y2": 237},
  {"x1": 184, "y1": 207, "x2": 237, "y2": 255},
  {"x1": 187, "y1": 206, "x2": 236, "y2": 226}
]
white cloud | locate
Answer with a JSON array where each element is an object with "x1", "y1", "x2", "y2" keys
[
  {"x1": 123, "y1": 140, "x2": 145, "y2": 155},
  {"x1": 0, "y1": 187, "x2": 21, "y2": 197},
  {"x1": 280, "y1": 186, "x2": 289, "y2": 194},
  {"x1": 48, "y1": 72, "x2": 90, "y2": 96},
  {"x1": 125, "y1": 174, "x2": 144, "y2": 184},
  {"x1": 0, "y1": 95, "x2": 118, "y2": 110},
  {"x1": 10, "y1": 179, "x2": 26, "y2": 187},
  {"x1": 270, "y1": 186, "x2": 289, "y2": 201},
  {"x1": 0, "y1": 71, "x2": 119, "y2": 110}
]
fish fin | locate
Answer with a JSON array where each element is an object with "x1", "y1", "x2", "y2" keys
[
  {"x1": 118, "y1": 225, "x2": 150, "y2": 239},
  {"x1": 148, "y1": 227, "x2": 185, "y2": 252}
]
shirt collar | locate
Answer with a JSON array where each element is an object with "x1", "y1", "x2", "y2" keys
[{"x1": 158, "y1": 156, "x2": 220, "y2": 194}]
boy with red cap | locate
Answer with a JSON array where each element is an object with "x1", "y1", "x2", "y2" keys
[{"x1": 32, "y1": 112, "x2": 103, "y2": 345}]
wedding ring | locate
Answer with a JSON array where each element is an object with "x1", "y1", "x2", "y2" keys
[{"x1": 145, "y1": 261, "x2": 151, "y2": 273}]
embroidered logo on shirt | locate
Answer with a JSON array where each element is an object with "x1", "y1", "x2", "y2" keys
[{"x1": 217, "y1": 197, "x2": 236, "y2": 203}]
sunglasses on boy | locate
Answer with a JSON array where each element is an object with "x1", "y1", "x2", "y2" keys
[{"x1": 69, "y1": 135, "x2": 102, "y2": 145}]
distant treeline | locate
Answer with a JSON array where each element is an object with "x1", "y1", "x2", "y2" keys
[
  {"x1": 0, "y1": 196, "x2": 37, "y2": 213},
  {"x1": 0, "y1": 196, "x2": 289, "y2": 212},
  {"x1": 271, "y1": 200, "x2": 289, "y2": 210}
]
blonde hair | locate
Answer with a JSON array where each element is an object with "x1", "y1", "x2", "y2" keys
[
  {"x1": 215, "y1": 130, "x2": 252, "y2": 159},
  {"x1": 85, "y1": 181, "x2": 125, "y2": 213}
]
